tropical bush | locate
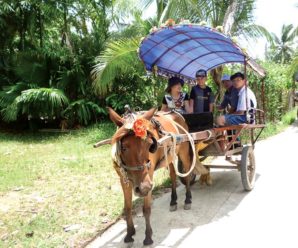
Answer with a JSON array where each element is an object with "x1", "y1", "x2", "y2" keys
[
  {"x1": 247, "y1": 62, "x2": 293, "y2": 122},
  {"x1": 0, "y1": 0, "x2": 112, "y2": 128},
  {"x1": 0, "y1": 0, "x2": 296, "y2": 130}
]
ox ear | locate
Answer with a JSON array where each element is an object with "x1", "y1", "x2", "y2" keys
[
  {"x1": 107, "y1": 107, "x2": 124, "y2": 127},
  {"x1": 142, "y1": 108, "x2": 156, "y2": 121}
]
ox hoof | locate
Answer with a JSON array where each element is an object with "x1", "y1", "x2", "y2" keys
[
  {"x1": 184, "y1": 203, "x2": 191, "y2": 210},
  {"x1": 143, "y1": 238, "x2": 153, "y2": 246},
  {"x1": 199, "y1": 174, "x2": 213, "y2": 186},
  {"x1": 206, "y1": 176, "x2": 212, "y2": 185},
  {"x1": 169, "y1": 204, "x2": 177, "y2": 212},
  {"x1": 124, "y1": 236, "x2": 134, "y2": 243}
]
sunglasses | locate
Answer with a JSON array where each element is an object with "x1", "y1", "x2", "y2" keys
[{"x1": 196, "y1": 76, "x2": 206, "y2": 78}]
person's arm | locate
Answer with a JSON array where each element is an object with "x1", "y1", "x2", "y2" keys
[
  {"x1": 227, "y1": 106, "x2": 236, "y2": 114},
  {"x1": 189, "y1": 89, "x2": 195, "y2": 113},
  {"x1": 229, "y1": 88, "x2": 239, "y2": 114},
  {"x1": 161, "y1": 103, "x2": 169, "y2": 112},
  {"x1": 218, "y1": 94, "x2": 228, "y2": 111},
  {"x1": 232, "y1": 89, "x2": 245, "y2": 115},
  {"x1": 161, "y1": 96, "x2": 168, "y2": 111},
  {"x1": 232, "y1": 110, "x2": 245, "y2": 115},
  {"x1": 209, "y1": 88, "x2": 215, "y2": 112},
  {"x1": 189, "y1": 99, "x2": 194, "y2": 113},
  {"x1": 184, "y1": 100, "x2": 191, "y2": 113},
  {"x1": 209, "y1": 103, "x2": 214, "y2": 112}
]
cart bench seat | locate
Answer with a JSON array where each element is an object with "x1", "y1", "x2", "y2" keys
[{"x1": 182, "y1": 112, "x2": 214, "y2": 132}]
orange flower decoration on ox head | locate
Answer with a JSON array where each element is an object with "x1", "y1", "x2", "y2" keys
[{"x1": 132, "y1": 118, "x2": 150, "y2": 139}]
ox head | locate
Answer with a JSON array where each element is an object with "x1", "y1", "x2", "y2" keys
[{"x1": 108, "y1": 107, "x2": 157, "y2": 197}]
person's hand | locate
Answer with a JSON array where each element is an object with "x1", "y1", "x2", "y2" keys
[{"x1": 216, "y1": 104, "x2": 224, "y2": 111}]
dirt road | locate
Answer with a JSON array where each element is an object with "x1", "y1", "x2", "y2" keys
[{"x1": 87, "y1": 121, "x2": 298, "y2": 248}]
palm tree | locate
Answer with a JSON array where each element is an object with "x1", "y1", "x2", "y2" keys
[{"x1": 268, "y1": 24, "x2": 298, "y2": 64}]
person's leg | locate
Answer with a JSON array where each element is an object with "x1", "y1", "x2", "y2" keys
[
  {"x1": 216, "y1": 115, "x2": 226, "y2": 126},
  {"x1": 224, "y1": 114, "x2": 246, "y2": 126}
]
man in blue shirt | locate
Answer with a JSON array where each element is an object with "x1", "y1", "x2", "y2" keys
[
  {"x1": 216, "y1": 72, "x2": 257, "y2": 126},
  {"x1": 189, "y1": 69, "x2": 215, "y2": 113},
  {"x1": 217, "y1": 74, "x2": 239, "y2": 114}
]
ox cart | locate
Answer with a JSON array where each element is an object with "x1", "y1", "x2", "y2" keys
[
  {"x1": 93, "y1": 22, "x2": 268, "y2": 246},
  {"x1": 94, "y1": 109, "x2": 265, "y2": 191},
  {"x1": 138, "y1": 23, "x2": 267, "y2": 191}
]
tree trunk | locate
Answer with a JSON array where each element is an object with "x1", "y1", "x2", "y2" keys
[
  {"x1": 61, "y1": 1, "x2": 73, "y2": 53},
  {"x1": 19, "y1": 7, "x2": 25, "y2": 51},
  {"x1": 38, "y1": 6, "x2": 43, "y2": 48},
  {"x1": 210, "y1": 66, "x2": 224, "y2": 103}
]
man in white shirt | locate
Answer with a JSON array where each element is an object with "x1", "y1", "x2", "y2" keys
[{"x1": 216, "y1": 72, "x2": 257, "y2": 126}]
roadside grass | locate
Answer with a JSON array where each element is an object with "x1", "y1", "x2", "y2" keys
[
  {"x1": 259, "y1": 107, "x2": 297, "y2": 140},
  {"x1": 0, "y1": 122, "x2": 171, "y2": 247},
  {"x1": 0, "y1": 108, "x2": 296, "y2": 247},
  {"x1": 237, "y1": 108, "x2": 297, "y2": 145}
]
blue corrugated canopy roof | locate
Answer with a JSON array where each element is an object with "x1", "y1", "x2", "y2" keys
[{"x1": 139, "y1": 24, "x2": 255, "y2": 82}]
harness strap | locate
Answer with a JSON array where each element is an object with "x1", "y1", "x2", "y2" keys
[{"x1": 121, "y1": 160, "x2": 151, "y2": 171}]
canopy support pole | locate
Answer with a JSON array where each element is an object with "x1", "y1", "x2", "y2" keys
[{"x1": 244, "y1": 59, "x2": 249, "y2": 123}]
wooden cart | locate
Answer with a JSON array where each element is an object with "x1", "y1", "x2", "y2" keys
[{"x1": 157, "y1": 111, "x2": 265, "y2": 191}]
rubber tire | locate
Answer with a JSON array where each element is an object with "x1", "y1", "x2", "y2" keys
[
  {"x1": 240, "y1": 146, "x2": 256, "y2": 191},
  {"x1": 178, "y1": 159, "x2": 196, "y2": 186}
]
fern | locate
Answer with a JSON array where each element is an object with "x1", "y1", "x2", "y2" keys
[{"x1": 62, "y1": 99, "x2": 107, "y2": 126}]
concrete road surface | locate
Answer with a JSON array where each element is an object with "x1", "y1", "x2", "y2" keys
[{"x1": 87, "y1": 121, "x2": 298, "y2": 248}]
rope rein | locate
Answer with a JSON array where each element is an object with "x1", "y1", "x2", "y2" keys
[{"x1": 162, "y1": 114, "x2": 197, "y2": 178}]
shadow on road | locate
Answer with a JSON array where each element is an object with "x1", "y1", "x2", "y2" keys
[{"x1": 87, "y1": 169, "x2": 260, "y2": 248}]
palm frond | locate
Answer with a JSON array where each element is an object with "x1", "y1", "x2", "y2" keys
[
  {"x1": 0, "y1": 82, "x2": 27, "y2": 107},
  {"x1": 239, "y1": 24, "x2": 274, "y2": 44},
  {"x1": 138, "y1": 0, "x2": 155, "y2": 10},
  {"x1": 1, "y1": 88, "x2": 69, "y2": 122},
  {"x1": 281, "y1": 24, "x2": 294, "y2": 42},
  {"x1": 158, "y1": 0, "x2": 197, "y2": 24},
  {"x1": 91, "y1": 37, "x2": 141, "y2": 96},
  {"x1": 288, "y1": 25, "x2": 298, "y2": 41},
  {"x1": 1, "y1": 96, "x2": 20, "y2": 122},
  {"x1": 20, "y1": 88, "x2": 68, "y2": 107}
]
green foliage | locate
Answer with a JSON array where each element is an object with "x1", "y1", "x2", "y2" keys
[
  {"x1": 259, "y1": 107, "x2": 297, "y2": 140},
  {"x1": 1, "y1": 87, "x2": 69, "y2": 122},
  {"x1": 281, "y1": 107, "x2": 297, "y2": 125},
  {"x1": 267, "y1": 24, "x2": 298, "y2": 64},
  {"x1": 0, "y1": 0, "x2": 112, "y2": 128},
  {"x1": 288, "y1": 52, "x2": 298, "y2": 80},
  {"x1": 62, "y1": 99, "x2": 107, "y2": 126},
  {"x1": 92, "y1": 37, "x2": 142, "y2": 96},
  {"x1": 0, "y1": 0, "x2": 296, "y2": 129},
  {"x1": 247, "y1": 62, "x2": 292, "y2": 122}
]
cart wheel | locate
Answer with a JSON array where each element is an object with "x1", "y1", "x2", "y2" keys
[
  {"x1": 240, "y1": 146, "x2": 256, "y2": 191},
  {"x1": 178, "y1": 159, "x2": 196, "y2": 186}
]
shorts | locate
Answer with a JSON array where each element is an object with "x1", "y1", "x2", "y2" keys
[{"x1": 224, "y1": 114, "x2": 247, "y2": 125}]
